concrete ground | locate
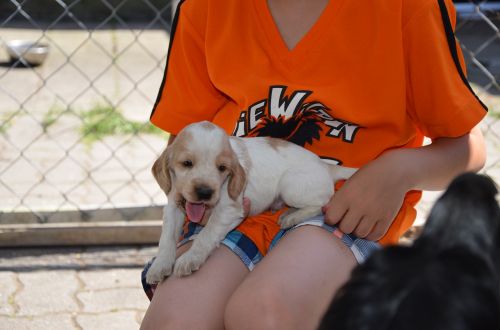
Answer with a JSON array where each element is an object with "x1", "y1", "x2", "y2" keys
[
  {"x1": 0, "y1": 27, "x2": 167, "y2": 329},
  {"x1": 0, "y1": 28, "x2": 169, "y2": 214},
  {"x1": 0, "y1": 245, "x2": 156, "y2": 330}
]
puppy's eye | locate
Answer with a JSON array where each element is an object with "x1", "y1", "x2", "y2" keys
[
  {"x1": 182, "y1": 160, "x2": 193, "y2": 168},
  {"x1": 218, "y1": 165, "x2": 227, "y2": 172}
]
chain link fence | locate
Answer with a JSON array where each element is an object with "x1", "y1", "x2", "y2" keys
[
  {"x1": 0, "y1": 0, "x2": 176, "y2": 232},
  {"x1": 0, "y1": 1, "x2": 499, "y2": 244}
]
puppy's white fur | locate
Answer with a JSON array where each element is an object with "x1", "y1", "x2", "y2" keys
[{"x1": 146, "y1": 121, "x2": 356, "y2": 283}]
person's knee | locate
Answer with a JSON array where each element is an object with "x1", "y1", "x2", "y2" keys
[
  {"x1": 140, "y1": 300, "x2": 189, "y2": 330},
  {"x1": 140, "y1": 309, "x2": 170, "y2": 330},
  {"x1": 141, "y1": 284, "x2": 205, "y2": 330},
  {"x1": 143, "y1": 302, "x2": 217, "y2": 330},
  {"x1": 225, "y1": 281, "x2": 292, "y2": 329}
]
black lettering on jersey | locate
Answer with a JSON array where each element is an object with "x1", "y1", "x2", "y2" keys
[
  {"x1": 268, "y1": 85, "x2": 312, "y2": 119},
  {"x1": 248, "y1": 100, "x2": 267, "y2": 131},
  {"x1": 233, "y1": 86, "x2": 361, "y2": 148},
  {"x1": 232, "y1": 111, "x2": 247, "y2": 136},
  {"x1": 324, "y1": 120, "x2": 361, "y2": 143}
]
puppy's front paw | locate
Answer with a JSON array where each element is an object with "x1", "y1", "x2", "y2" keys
[
  {"x1": 146, "y1": 257, "x2": 174, "y2": 284},
  {"x1": 278, "y1": 209, "x2": 302, "y2": 229},
  {"x1": 173, "y1": 251, "x2": 204, "y2": 277}
]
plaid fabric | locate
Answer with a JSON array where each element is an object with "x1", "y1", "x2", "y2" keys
[
  {"x1": 142, "y1": 216, "x2": 380, "y2": 300},
  {"x1": 141, "y1": 222, "x2": 263, "y2": 301},
  {"x1": 270, "y1": 215, "x2": 381, "y2": 263},
  {"x1": 141, "y1": 258, "x2": 157, "y2": 301}
]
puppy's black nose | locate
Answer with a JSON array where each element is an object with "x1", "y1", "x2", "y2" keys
[{"x1": 195, "y1": 185, "x2": 214, "y2": 201}]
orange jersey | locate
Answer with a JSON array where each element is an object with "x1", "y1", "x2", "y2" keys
[{"x1": 150, "y1": 0, "x2": 487, "y2": 246}]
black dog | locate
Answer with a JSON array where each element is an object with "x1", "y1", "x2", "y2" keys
[{"x1": 319, "y1": 173, "x2": 500, "y2": 330}]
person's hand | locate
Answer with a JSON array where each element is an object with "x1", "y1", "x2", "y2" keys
[{"x1": 323, "y1": 154, "x2": 411, "y2": 241}]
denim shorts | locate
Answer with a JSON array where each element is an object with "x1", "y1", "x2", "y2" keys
[{"x1": 141, "y1": 215, "x2": 380, "y2": 300}]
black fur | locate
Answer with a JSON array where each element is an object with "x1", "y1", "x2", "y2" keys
[{"x1": 319, "y1": 173, "x2": 500, "y2": 330}]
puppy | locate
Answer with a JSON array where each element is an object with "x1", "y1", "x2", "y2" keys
[
  {"x1": 146, "y1": 121, "x2": 356, "y2": 282},
  {"x1": 319, "y1": 173, "x2": 500, "y2": 330}
]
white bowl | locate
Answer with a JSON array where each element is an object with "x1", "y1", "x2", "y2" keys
[{"x1": 5, "y1": 40, "x2": 50, "y2": 66}]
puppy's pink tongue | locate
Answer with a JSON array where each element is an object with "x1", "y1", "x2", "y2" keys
[{"x1": 186, "y1": 202, "x2": 206, "y2": 223}]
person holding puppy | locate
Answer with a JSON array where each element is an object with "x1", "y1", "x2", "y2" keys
[{"x1": 140, "y1": 0, "x2": 487, "y2": 329}]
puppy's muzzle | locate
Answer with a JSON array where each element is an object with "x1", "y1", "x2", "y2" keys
[{"x1": 195, "y1": 185, "x2": 214, "y2": 201}]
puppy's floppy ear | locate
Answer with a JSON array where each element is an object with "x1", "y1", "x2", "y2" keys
[
  {"x1": 152, "y1": 148, "x2": 172, "y2": 195},
  {"x1": 228, "y1": 160, "x2": 246, "y2": 201}
]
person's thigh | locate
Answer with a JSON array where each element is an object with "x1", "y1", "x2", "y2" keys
[
  {"x1": 140, "y1": 242, "x2": 249, "y2": 330},
  {"x1": 225, "y1": 225, "x2": 357, "y2": 330}
]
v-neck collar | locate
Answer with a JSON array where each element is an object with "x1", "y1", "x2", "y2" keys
[{"x1": 254, "y1": 0, "x2": 341, "y2": 61}]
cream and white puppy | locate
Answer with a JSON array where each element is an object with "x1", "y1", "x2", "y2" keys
[{"x1": 146, "y1": 121, "x2": 356, "y2": 283}]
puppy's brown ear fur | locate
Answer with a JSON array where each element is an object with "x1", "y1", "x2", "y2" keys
[
  {"x1": 228, "y1": 161, "x2": 246, "y2": 201},
  {"x1": 152, "y1": 148, "x2": 172, "y2": 195}
]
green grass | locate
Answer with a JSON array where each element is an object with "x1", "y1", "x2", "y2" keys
[
  {"x1": 41, "y1": 106, "x2": 67, "y2": 132},
  {"x1": 490, "y1": 109, "x2": 500, "y2": 119},
  {"x1": 0, "y1": 122, "x2": 10, "y2": 134},
  {"x1": 0, "y1": 112, "x2": 15, "y2": 134},
  {"x1": 80, "y1": 104, "x2": 167, "y2": 143}
]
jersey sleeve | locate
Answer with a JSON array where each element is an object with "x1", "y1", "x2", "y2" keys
[
  {"x1": 150, "y1": 0, "x2": 227, "y2": 135},
  {"x1": 403, "y1": 0, "x2": 487, "y2": 139}
]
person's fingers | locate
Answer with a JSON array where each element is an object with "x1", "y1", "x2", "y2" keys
[
  {"x1": 323, "y1": 200, "x2": 348, "y2": 225},
  {"x1": 366, "y1": 219, "x2": 390, "y2": 241},
  {"x1": 353, "y1": 217, "x2": 375, "y2": 238},
  {"x1": 337, "y1": 209, "x2": 360, "y2": 235}
]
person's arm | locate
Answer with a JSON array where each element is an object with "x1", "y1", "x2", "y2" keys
[
  {"x1": 382, "y1": 125, "x2": 485, "y2": 191},
  {"x1": 323, "y1": 125, "x2": 486, "y2": 241},
  {"x1": 323, "y1": 0, "x2": 489, "y2": 241}
]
